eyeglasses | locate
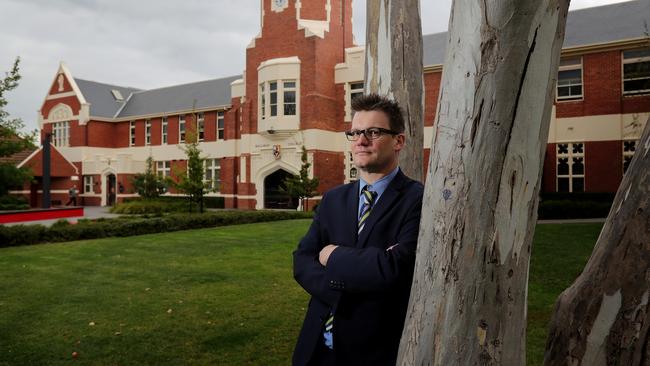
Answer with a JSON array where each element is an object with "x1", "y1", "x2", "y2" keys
[{"x1": 345, "y1": 127, "x2": 399, "y2": 141}]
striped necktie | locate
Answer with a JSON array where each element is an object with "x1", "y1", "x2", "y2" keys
[
  {"x1": 322, "y1": 186, "x2": 378, "y2": 350},
  {"x1": 358, "y1": 187, "x2": 378, "y2": 234}
]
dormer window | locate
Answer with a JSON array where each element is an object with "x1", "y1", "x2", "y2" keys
[{"x1": 111, "y1": 89, "x2": 124, "y2": 101}]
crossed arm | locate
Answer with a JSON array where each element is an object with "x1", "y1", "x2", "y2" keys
[{"x1": 293, "y1": 195, "x2": 422, "y2": 305}]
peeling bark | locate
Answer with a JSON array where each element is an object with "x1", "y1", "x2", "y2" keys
[
  {"x1": 397, "y1": 1, "x2": 569, "y2": 365},
  {"x1": 544, "y1": 117, "x2": 650, "y2": 366},
  {"x1": 365, "y1": 0, "x2": 424, "y2": 182}
]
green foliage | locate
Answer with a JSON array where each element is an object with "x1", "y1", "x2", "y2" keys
[
  {"x1": 110, "y1": 199, "x2": 191, "y2": 214},
  {"x1": 0, "y1": 194, "x2": 29, "y2": 211},
  {"x1": 175, "y1": 129, "x2": 212, "y2": 213},
  {"x1": 122, "y1": 195, "x2": 225, "y2": 209},
  {"x1": 0, "y1": 210, "x2": 313, "y2": 247},
  {"x1": 0, "y1": 57, "x2": 36, "y2": 196},
  {"x1": 538, "y1": 193, "x2": 614, "y2": 219},
  {"x1": 282, "y1": 146, "x2": 319, "y2": 211},
  {"x1": 131, "y1": 156, "x2": 170, "y2": 199}
]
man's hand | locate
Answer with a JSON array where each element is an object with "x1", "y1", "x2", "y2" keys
[{"x1": 319, "y1": 244, "x2": 338, "y2": 266}]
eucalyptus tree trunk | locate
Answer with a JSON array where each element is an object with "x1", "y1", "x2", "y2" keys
[
  {"x1": 364, "y1": 0, "x2": 424, "y2": 182},
  {"x1": 544, "y1": 117, "x2": 650, "y2": 366},
  {"x1": 397, "y1": 1, "x2": 569, "y2": 365}
]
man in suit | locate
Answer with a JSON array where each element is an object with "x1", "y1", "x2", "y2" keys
[{"x1": 293, "y1": 94, "x2": 424, "y2": 365}]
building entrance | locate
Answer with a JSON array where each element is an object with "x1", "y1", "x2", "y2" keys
[
  {"x1": 264, "y1": 169, "x2": 298, "y2": 209},
  {"x1": 106, "y1": 174, "x2": 116, "y2": 206}
]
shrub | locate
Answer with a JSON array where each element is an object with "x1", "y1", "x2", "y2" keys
[
  {"x1": 0, "y1": 210, "x2": 313, "y2": 248},
  {"x1": 112, "y1": 197, "x2": 225, "y2": 214},
  {"x1": 0, "y1": 195, "x2": 29, "y2": 211}
]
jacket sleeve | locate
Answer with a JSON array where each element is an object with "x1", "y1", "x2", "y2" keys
[
  {"x1": 292, "y1": 194, "x2": 341, "y2": 307},
  {"x1": 324, "y1": 194, "x2": 422, "y2": 293}
]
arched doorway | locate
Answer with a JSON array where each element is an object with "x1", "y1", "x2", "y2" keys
[
  {"x1": 264, "y1": 169, "x2": 297, "y2": 209},
  {"x1": 106, "y1": 174, "x2": 116, "y2": 206}
]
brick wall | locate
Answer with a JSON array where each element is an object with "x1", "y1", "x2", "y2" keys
[
  {"x1": 41, "y1": 96, "x2": 81, "y2": 118},
  {"x1": 243, "y1": 0, "x2": 352, "y2": 135},
  {"x1": 48, "y1": 73, "x2": 74, "y2": 95},
  {"x1": 585, "y1": 140, "x2": 622, "y2": 192},
  {"x1": 313, "y1": 150, "x2": 344, "y2": 193},
  {"x1": 424, "y1": 71, "x2": 442, "y2": 127}
]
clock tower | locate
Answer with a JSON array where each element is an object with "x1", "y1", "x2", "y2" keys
[{"x1": 242, "y1": 0, "x2": 355, "y2": 134}]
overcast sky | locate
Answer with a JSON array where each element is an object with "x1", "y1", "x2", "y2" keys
[{"x1": 0, "y1": 0, "x2": 631, "y2": 133}]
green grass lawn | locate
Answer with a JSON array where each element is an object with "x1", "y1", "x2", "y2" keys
[{"x1": 0, "y1": 220, "x2": 602, "y2": 365}]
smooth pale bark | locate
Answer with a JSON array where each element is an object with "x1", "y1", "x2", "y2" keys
[
  {"x1": 397, "y1": 1, "x2": 569, "y2": 365},
  {"x1": 365, "y1": 0, "x2": 424, "y2": 182},
  {"x1": 544, "y1": 116, "x2": 650, "y2": 366}
]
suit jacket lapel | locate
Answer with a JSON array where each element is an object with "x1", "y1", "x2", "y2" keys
[
  {"x1": 356, "y1": 170, "x2": 407, "y2": 248},
  {"x1": 346, "y1": 180, "x2": 360, "y2": 246}
]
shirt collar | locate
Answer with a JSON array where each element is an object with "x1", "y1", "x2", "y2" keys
[{"x1": 358, "y1": 166, "x2": 400, "y2": 200}]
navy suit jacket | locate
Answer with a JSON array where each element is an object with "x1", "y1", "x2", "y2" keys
[{"x1": 293, "y1": 170, "x2": 424, "y2": 365}]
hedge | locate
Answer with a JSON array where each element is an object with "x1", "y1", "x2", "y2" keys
[
  {"x1": 0, "y1": 210, "x2": 313, "y2": 248},
  {"x1": 0, "y1": 195, "x2": 29, "y2": 211},
  {"x1": 538, "y1": 200, "x2": 613, "y2": 220},
  {"x1": 114, "y1": 196, "x2": 225, "y2": 214}
]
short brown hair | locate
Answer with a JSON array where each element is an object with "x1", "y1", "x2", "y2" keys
[{"x1": 351, "y1": 93, "x2": 405, "y2": 133}]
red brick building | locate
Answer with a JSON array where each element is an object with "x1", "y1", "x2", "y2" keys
[{"x1": 15, "y1": 0, "x2": 650, "y2": 208}]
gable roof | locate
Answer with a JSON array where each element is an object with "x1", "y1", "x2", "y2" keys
[
  {"x1": 422, "y1": 0, "x2": 648, "y2": 67},
  {"x1": 18, "y1": 145, "x2": 79, "y2": 177}
]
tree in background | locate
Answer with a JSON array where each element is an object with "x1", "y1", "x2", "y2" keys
[
  {"x1": 282, "y1": 146, "x2": 319, "y2": 211},
  {"x1": 0, "y1": 57, "x2": 36, "y2": 196},
  {"x1": 175, "y1": 129, "x2": 211, "y2": 213},
  {"x1": 131, "y1": 156, "x2": 169, "y2": 199}
]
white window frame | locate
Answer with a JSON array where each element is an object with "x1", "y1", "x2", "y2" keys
[
  {"x1": 156, "y1": 161, "x2": 171, "y2": 178},
  {"x1": 179, "y1": 115, "x2": 186, "y2": 143},
  {"x1": 556, "y1": 57, "x2": 583, "y2": 101},
  {"x1": 217, "y1": 111, "x2": 225, "y2": 140},
  {"x1": 83, "y1": 175, "x2": 93, "y2": 193},
  {"x1": 556, "y1": 142, "x2": 585, "y2": 193},
  {"x1": 145, "y1": 119, "x2": 151, "y2": 145},
  {"x1": 283, "y1": 80, "x2": 297, "y2": 116},
  {"x1": 260, "y1": 83, "x2": 266, "y2": 120},
  {"x1": 204, "y1": 158, "x2": 221, "y2": 191},
  {"x1": 622, "y1": 139, "x2": 637, "y2": 175},
  {"x1": 162, "y1": 116, "x2": 168, "y2": 144},
  {"x1": 622, "y1": 48, "x2": 650, "y2": 96},
  {"x1": 52, "y1": 121, "x2": 70, "y2": 147},
  {"x1": 345, "y1": 81, "x2": 364, "y2": 122},
  {"x1": 269, "y1": 81, "x2": 278, "y2": 117},
  {"x1": 197, "y1": 112, "x2": 205, "y2": 142},
  {"x1": 129, "y1": 121, "x2": 136, "y2": 146},
  {"x1": 258, "y1": 79, "x2": 301, "y2": 120}
]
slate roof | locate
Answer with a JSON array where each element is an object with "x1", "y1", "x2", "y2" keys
[
  {"x1": 78, "y1": 0, "x2": 648, "y2": 120},
  {"x1": 74, "y1": 78, "x2": 141, "y2": 118},
  {"x1": 117, "y1": 75, "x2": 241, "y2": 118},
  {"x1": 423, "y1": 0, "x2": 649, "y2": 67}
]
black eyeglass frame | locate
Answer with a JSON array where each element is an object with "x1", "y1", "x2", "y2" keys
[{"x1": 344, "y1": 127, "x2": 400, "y2": 141}]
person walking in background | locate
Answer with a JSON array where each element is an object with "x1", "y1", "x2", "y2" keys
[{"x1": 66, "y1": 184, "x2": 78, "y2": 206}]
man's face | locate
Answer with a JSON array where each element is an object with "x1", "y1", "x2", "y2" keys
[{"x1": 350, "y1": 110, "x2": 404, "y2": 174}]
